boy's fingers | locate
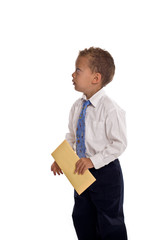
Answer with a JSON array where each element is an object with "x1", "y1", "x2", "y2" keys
[
  {"x1": 75, "y1": 158, "x2": 91, "y2": 174},
  {"x1": 51, "y1": 165, "x2": 53, "y2": 171},
  {"x1": 51, "y1": 161, "x2": 63, "y2": 176},
  {"x1": 78, "y1": 164, "x2": 85, "y2": 175},
  {"x1": 54, "y1": 167, "x2": 63, "y2": 176},
  {"x1": 74, "y1": 161, "x2": 78, "y2": 173},
  {"x1": 79, "y1": 164, "x2": 87, "y2": 175},
  {"x1": 57, "y1": 165, "x2": 63, "y2": 174},
  {"x1": 53, "y1": 170, "x2": 59, "y2": 175},
  {"x1": 75, "y1": 160, "x2": 85, "y2": 174},
  {"x1": 75, "y1": 160, "x2": 81, "y2": 173},
  {"x1": 81, "y1": 166, "x2": 87, "y2": 175},
  {"x1": 52, "y1": 166, "x2": 58, "y2": 175}
]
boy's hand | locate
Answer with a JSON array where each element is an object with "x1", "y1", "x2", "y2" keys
[
  {"x1": 51, "y1": 161, "x2": 63, "y2": 176},
  {"x1": 74, "y1": 158, "x2": 94, "y2": 175}
]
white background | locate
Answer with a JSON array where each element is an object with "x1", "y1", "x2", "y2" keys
[{"x1": 0, "y1": 0, "x2": 160, "y2": 239}]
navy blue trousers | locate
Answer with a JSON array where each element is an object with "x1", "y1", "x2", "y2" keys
[{"x1": 72, "y1": 159, "x2": 128, "y2": 240}]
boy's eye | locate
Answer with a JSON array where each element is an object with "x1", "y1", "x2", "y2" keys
[{"x1": 76, "y1": 68, "x2": 81, "y2": 73}]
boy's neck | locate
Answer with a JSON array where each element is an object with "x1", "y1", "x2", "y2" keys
[{"x1": 85, "y1": 87, "x2": 102, "y2": 99}]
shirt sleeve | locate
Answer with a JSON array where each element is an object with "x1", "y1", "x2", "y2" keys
[
  {"x1": 65, "y1": 104, "x2": 76, "y2": 150},
  {"x1": 90, "y1": 108, "x2": 127, "y2": 169}
]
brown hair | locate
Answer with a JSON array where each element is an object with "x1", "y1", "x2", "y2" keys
[{"x1": 78, "y1": 47, "x2": 115, "y2": 87}]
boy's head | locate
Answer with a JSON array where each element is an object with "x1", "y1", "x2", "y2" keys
[
  {"x1": 72, "y1": 47, "x2": 115, "y2": 98},
  {"x1": 78, "y1": 47, "x2": 115, "y2": 87}
]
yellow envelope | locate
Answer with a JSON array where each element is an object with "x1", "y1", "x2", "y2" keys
[{"x1": 51, "y1": 140, "x2": 96, "y2": 195}]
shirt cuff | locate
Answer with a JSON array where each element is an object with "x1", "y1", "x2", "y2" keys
[{"x1": 90, "y1": 153, "x2": 106, "y2": 169}]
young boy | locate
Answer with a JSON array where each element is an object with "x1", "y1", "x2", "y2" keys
[{"x1": 51, "y1": 47, "x2": 128, "y2": 240}]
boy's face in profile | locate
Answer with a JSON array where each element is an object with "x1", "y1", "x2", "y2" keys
[{"x1": 72, "y1": 56, "x2": 95, "y2": 94}]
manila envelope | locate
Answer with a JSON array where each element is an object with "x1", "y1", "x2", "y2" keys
[{"x1": 51, "y1": 140, "x2": 96, "y2": 195}]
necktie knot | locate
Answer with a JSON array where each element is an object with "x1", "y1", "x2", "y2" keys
[
  {"x1": 84, "y1": 100, "x2": 91, "y2": 106},
  {"x1": 82, "y1": 100, "x2": 91, "y2": 111}
]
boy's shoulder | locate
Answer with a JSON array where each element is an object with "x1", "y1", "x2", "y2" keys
[
  {"x1": 100, "y1": 94, "x2": 125, "y2": 114},
  {"x1": 70, "y1": 91, "x2": 125, "y2": 114},
  {"x1": 69, "y1": 97, "x2": 82, "y2": 112},
  {"x1": 71, "y1": 97, "x2": 82, "y2": 107}
]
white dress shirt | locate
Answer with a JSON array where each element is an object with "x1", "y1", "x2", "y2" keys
[{"x1": 65, "y1": 88, "x2": 127, "y2": 169}]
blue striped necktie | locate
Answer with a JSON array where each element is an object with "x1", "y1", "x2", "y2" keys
[{"x1": 76, "y1": 100, "x2": 91, "y2": 158}]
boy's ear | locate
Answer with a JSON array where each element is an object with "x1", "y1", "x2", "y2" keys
[{"x1": 92, "y1": 73, "x2": 102, "y2": 84}]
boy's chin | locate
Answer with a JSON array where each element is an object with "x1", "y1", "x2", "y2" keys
[{"x1": 74, "y1": 86, "x2": 83, "y2": 93}]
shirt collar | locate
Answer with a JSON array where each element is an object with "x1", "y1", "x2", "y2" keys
[{"x1": 82, "y1": 88, "x2": 105, "y2": 107}]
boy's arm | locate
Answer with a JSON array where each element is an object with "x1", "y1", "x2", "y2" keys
[
  {"x1": 65, "y1": 104, "x2": 76, "y2": 149},
  {"x1": 90, "y1": 108, "x2": 127, "y2": 169}
]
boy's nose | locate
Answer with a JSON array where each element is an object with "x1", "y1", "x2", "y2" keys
[{"x1": 72, "y1": 72, "x2": 76, "y2": 78}]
